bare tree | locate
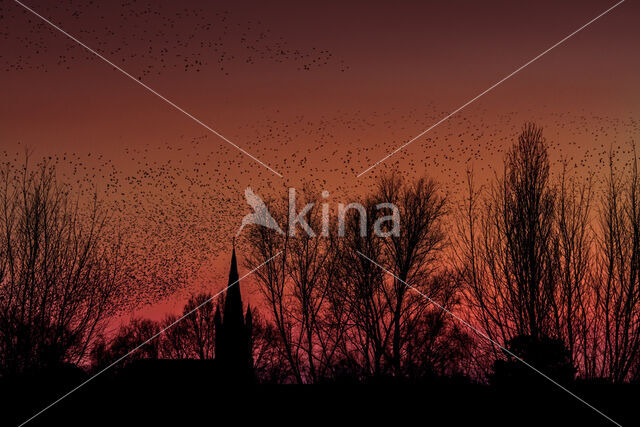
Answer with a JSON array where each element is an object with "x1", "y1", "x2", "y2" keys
[
  {"x1": 554, "y1": 165, "x2": 594, "y2": 374},
  {"x1": 243, "y1": 196, "x2": 301, "y2": 382},
  {"x1": 286, "y1": 191, "x2": 344, "y2": 381},
  {"x1": 250, "y1": 307, "x2": 290, "y2": 383},
  {"x1": 90, "y1": 317, "x2": 160, "y2": 370},
  {"x1": 243, "y1": 189, "x2": 347, "y2": 382},
  {"x1": 159, "y1": 293, "x2": 216, "y2": 360},
  {"x1": 334, "y1": 197, "x2": 390, "y2": 378},
  {"x1": 0, "y1": 158, "x2": 124, "y2": 376},
  {"x1": 375, "y1": 173, "x2": 448, "y2": 376},
  {"x1": 159, "y1": 315, "x2": 190, "y2": 360},
  {"x1": 592, "y1": 148, "x2": 640, "y2": 382},
  {"x1": 461, "y1": 123, "x2": 558, "y2": 352},
  {"x1": 333, "y1": 174, "x2": 459, "y2": 380}
]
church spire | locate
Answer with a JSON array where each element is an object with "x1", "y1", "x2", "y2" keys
[
  {"x1": 223, "y1": 243, "x2": 243, "y2": 325},
  {"x1": 216, "y1": 243, "x2": 254, "y2": 382},
  {"x1": 229, "y1": 240, "x2": 238, "y2": 284}
]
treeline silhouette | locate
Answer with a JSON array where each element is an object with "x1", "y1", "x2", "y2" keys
[{"x1": 1, "y1": 123, "x2": 640, "y2": 424}]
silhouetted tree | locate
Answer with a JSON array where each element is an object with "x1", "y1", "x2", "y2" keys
[
  {"x1": 250, "y1": 307, "x2": 290, "y2": 383},
  {"x1": 159, "y1": 293, "x2": 216, "y2": 360},
  {"x1": 554, "y1": 165, "x2": 594, "y2": 377},
  {"x1": 591, "y1": 148, "x2": 640, "y2": 382},
  {"x1": 159, "y1": 315, "x2": 190, "y2": 360},
  {"x1": 243, "y1": 196, "x2": 301, "y2": 382},
  {"x1": 333, "y1": 174, "x2": 463, "y2": 380},
  {"x1": 333, "y1": 196, "x2": 388, "y2": 378},
  {"x1": 0, "y1": 158, "x2": 124, "y2": 376},
  {"x1": 90, "y1": 318, "x2": 160, "y2": 371},
  {"x1": 244, "y1": 188, "x2": 346, "y2": 383},
  {"x1": 375, "y1": 173, "x2": 449, "y2": 376},
  {"x1": 492, "y1": 334, "x2": 575, "y2": 386},
  {"x1": 455, "y1": 124, "x2": 640, "y2": 384},
  {"x1": 459, "y1": 124, "x2": 560, "y2": 373}
]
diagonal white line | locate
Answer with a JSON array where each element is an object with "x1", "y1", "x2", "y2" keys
[
  {"x1": 18, "y1": 251, "x2": 283, "y2": 427},
  {"x1": 355, "y1": 250, "x2": 623, "y2": 427},
  {"x1": 357, "y1": 0, "x2": 625, "y2": 177},
  {"x1": 13, "y1": 0, "x2": 283, "y2": 178}
]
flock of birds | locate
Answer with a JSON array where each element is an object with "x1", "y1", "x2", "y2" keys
[
  {"x1": 1, "y1": 0, "x2": 349, "y2": 76},
  {"x1": 3, "y1": 108, "x2": 637, "y2": 311},
  {"x1": 1, "y1": 1, "x2": 637, "y2": 313}
]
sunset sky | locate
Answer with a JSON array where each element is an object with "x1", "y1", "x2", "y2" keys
[{"x1": 1, "y1": 0, "x2": 639, "y2": 319}]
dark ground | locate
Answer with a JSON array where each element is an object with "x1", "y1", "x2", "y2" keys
[{"x1": 1, "y1": 365, "x2": 637, "y2": 427}]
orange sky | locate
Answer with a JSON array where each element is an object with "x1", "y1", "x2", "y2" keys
[{"x1": 1, "y1": 0, "x2": 639, "y2": 320}]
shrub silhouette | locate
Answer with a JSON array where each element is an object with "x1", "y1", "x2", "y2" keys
[{"x1": 492, "y1": 334, "x2": 575, "y2": 387}]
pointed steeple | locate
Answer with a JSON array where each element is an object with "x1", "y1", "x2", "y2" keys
[
  {"x1": 223, "y1": 241, "x2": 244, "y2": 326},
  {"x1": 215, "y1": 243, "x2": 254, "y2": 382},
  {"x1": 228, "y1": 240, "x2": 239, "y2": 285}
]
